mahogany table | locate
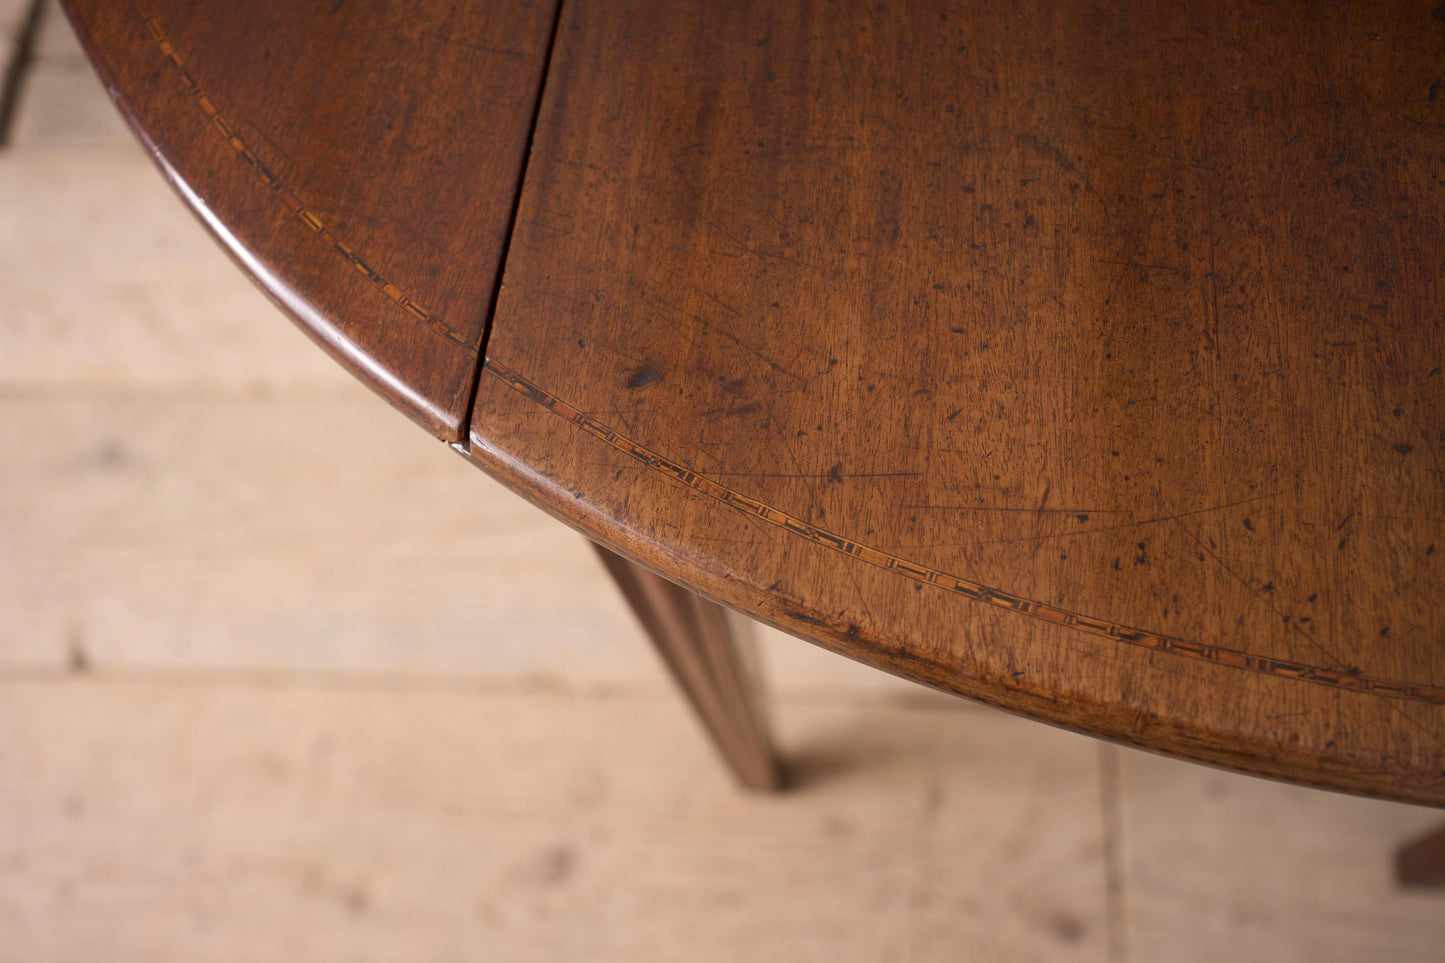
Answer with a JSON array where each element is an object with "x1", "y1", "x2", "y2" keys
[{"x1": 61, "y1": 0, "x2": 1444, "y2": 874}]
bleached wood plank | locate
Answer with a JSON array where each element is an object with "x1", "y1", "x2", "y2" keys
[
  {"x1": 1118, "y1": 749, "x2": 1445, "y2": 963},
  {"x1": 901, "y1": 717, "x2": 1110, "y2": 960},
  {"x1": 0, "y1": 150, "x2": 353, "y2": 391},
  {"x1": 0, "y1": 677, "x2": 1106, "y2": 963},
  {"x1": 0, "y1": 394, "x2": 648, "y2": 681}
]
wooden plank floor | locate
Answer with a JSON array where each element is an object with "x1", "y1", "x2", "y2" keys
[{"x1": 1, "y1": 5, "x2": 1441, "y2": 960}]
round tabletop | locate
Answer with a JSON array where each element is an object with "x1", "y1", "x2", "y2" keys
[{"x1": 64, "y1": 0, "x2": 1445, "y2": 804}]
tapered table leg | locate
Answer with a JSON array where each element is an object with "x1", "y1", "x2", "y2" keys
[
  {"x1": 1396, "y1": 823, "x2": 1445, "y2": 887},
  {"x1": 592, "y1": 543, "x2": 783, "y2": 791}
]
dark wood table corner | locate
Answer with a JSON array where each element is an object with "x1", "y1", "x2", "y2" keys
[{"x1": 60, "y1": 0, "x2": 1445, "y2": 887}]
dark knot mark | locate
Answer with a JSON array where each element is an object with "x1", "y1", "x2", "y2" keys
[{"x1": 627, "y1": 364, "x2": 663, "y2": 389}]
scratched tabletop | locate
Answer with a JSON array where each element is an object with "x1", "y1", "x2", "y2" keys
[{"x1": 65, "y1": 0, "x2": 1445, "y2": 803}]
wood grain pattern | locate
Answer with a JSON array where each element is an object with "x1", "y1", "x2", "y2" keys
[
  {"x1": 6, "y1": 104, "x2": 1441, "y2": 956},
  {"x1": 58, "y1": 0, "x2": 558, "y2": 439},
  {"x1": 0, "y1": 679, "x2": 1113, "y2": 962},
  {"x1": 468, "y1": 0, "x2": 1445, "y2": 803},
  {"x1": 1119, "y1": 748, "x2": 1445, "y2": 960},
  {"x1": 59, "y1": 0, "x2": 1445, "y2": 802}
]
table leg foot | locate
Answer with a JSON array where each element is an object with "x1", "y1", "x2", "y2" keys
[
  {"x1": 592, "y1": 543, "x2": 783, "y2": 791},
  {"x1": 1396, "y1": 822, "x2": 1445, "y2": 887}
]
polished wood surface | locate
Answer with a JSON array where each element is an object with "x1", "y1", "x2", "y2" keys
[
  {"x1": 593, "y1": 544, "x2": 781, "y2": 790},
  {"x1": 63, "y1": 0, "x2": 1445, "y2": 803},
  {"x1": 8, "y1": 24, "x2": 1445, "y2": 950},
  {"x1": 62, "y1": 0, "x2": 557, "y2": 439},
  {"x1": 469, "y1": 0, "x2": 1445, "y2": 803}
]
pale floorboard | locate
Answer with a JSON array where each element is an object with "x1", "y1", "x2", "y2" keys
[
  {"x1": 0, "y1": 150, "x2": 354, "y2": 392},
  {"x1": 0, "y1": 678, "x2": 1108, "y2": 963},
  {"x1": 1118, "y1": 749, "x2": 1445, "y2": 963}
]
